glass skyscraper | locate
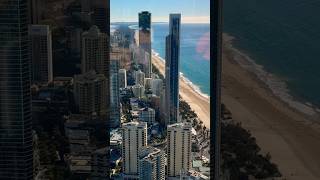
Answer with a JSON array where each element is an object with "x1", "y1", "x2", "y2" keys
[
  {"x1": 165, "y1": 14, "x2": 181, "y2": 125},
  {"x1": 0, "y1": 0, "x2": 33, "y2": 179},
  {"x1": 138, "y1": 11, "x2": 151, "y2": 30},
  {"x1": 138, "y1": 11, "x2": 152, "y2": 78}
]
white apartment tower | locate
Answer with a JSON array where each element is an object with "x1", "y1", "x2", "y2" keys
[
  {"x1": 122, "y1": 121, "x2": 148, "y2": 177},
  {"x1": 167, "y1": 123, "x2": 192, "y2": 177},
  {"x1": 139, "y1": 146, "x2": 165, "y2": 180}
]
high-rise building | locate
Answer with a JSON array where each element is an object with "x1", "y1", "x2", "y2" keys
[
  {"x1": 167, "y1": 123, "x2": 192, "y2": 177},
  {"x1": 91, "y1": 147, "x2": 108, "y2": 179},
  {"x1": 122, "y1": 121, "x2": 148, "y2": 177},
  {"x1": 159, "y1": 88, "x2": 167, "y2": 123},
  {"x1": 73, "y1": 71, "x2": 107, "y2": 115},
  {"x1": 135, "y1": 69, "x2": 145, "y2": 86},
  {"x1": 139, "y1": 11, "x2": 151, "y2": 30},
  {"x1": 81, "y1": 25, "x2": 109, "y2": 121},
  {"x1": 139, "y1": 146, "x2": 165, "y2": 180},
  {"x1": 81, "y1": 25, "x2": 108, "y2": 77},
  {"x1": 28, "y1": 0, "x2": 45, "y2": 24},
  {"x1": 91, "y1": 0, "x2": 109, "y2": 33},
  {"x1": 138, "y1": 11, "x2": 152, "y2": 78},
  {"x1": 110, "y1": 58, "x2": 120, "y2": 128},
  {"x1": 132, "y1": 84, "x2": 145, "y2": 99},
  {"x1": 151, "y1": 79, "x2": 163, "y2": 96},
  {"x1": 29, "y1": 25, "x2": 53, "y2": 84},
  {"x1": 165, "y1": 14, "x2": 181, "y2": 125},
  {"x1": 139, "y1": 107, "x2": 155, "y2": 125},
  {"x1": 144, "y1": 78, "x2": 152, "y2": 89},
  {"x1": 0, "y1": 0, "x2": 33, "y2": 179},
  {"x1": 119, "y1": 69, "x2": 127, "y2": 88},
  {"x1": 66, "y1": 27, "x2": 83, "y2": 55}
]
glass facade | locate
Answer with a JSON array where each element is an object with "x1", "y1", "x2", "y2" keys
[
  {"x1": 138, "y1": 11, "x2": 151, "y2": 30},
  {"x1": 0, "y1": 0, "x2": 33, "y2": 179},
  {"x1": 165, "y1": 14, "x2": 181, "y2": 125}
]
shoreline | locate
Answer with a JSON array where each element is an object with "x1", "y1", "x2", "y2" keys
[
  {"x1": 151, "y1": 53, "x2": 211, "y2": 129},
  {"x1": 152, "y1": 50, "x2": 210, "y2": 99},
  {"x1": 223, "y1": 33, "x2": 320, "y2": 119},
  {"x1": 222, "y1": 33, "x2": 320, "y2": 179}
]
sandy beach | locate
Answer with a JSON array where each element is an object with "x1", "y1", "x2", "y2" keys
[
  {"x1": 152, "y1": 55, "x2": 211, "y2": 128},
  {"x1": 153, "y1": 34, "x2": 320, "y2": 179},
  {"x1": 222, "y1": 33, "x2": 320, "y2": 179}
]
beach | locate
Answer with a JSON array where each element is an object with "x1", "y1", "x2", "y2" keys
[
  {"x1": 222, "y1": 33, "x2": 320, "y2": 179},
  {"x1": 152, "y1": 31, "x2": 320, "y2": 179},
  {"x1": 152, "y1": 55, "x2": 211, "y2": 128}
]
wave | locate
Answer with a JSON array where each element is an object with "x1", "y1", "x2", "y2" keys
[
  {"x1": 180, "y1": 72, "x2": 210, "y2": 100},
  {"x1": 224, "y1": 33, "x2": 319, "y2": 117},
  {"x1": 151, "y1": 50, "x2": 210, "y2": 100},
  {"x1": 128, "y1": 24, "x2": 138, "y2": 30}
]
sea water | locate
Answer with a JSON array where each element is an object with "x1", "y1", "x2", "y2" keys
[
  {"x1": 223, "y1": 0, "x2": 320, "y2": 115},
  {"x1": 152, "y1": 23, "x2": 211, "y2": 97}
]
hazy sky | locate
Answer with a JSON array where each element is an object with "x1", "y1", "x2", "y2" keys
[{"x1": 110, "y1": 0, "x2": 210, "y2": 23}]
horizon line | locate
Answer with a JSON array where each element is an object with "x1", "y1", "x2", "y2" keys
[{"x1": 111, "y1": 21, "x2": 210, "y2": 24}]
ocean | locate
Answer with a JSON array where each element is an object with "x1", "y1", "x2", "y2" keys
[
  {"x1": 151, "y1": 23, "x2": 211, "y2": 97},
  {"x1": 112, "y1": 23, "x2": 211, "y2": 97},
  {"x1": 223, "y1": 0, "x2": 320, "y2": 115}
]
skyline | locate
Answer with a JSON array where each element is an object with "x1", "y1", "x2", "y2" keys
[{"x1": 110, "y1": 0, "x2": 210, "y2": 23}]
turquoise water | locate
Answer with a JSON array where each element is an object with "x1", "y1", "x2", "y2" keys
[
  {"x1": 224, "y1": 0, "x2": 320, "y2": 107},
  {"x1": 152, "y1": 23, "x2": 211, "y2": 96}
]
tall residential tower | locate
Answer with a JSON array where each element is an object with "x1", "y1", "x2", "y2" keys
[
  {"x1": 167, "y1": 123, "x2": 192, "y2": 178},
  {"x1": 139, "y1": 147, "x2": 165, "y2": 180},
  {"x1": 165, "y1": 14, "x2": 181, "y2": 125},
  {"x1": 122, "y1": 121, "x2": 148, "y2": 178}
]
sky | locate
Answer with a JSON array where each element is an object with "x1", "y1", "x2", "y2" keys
[{"x1": 110, "y1": 0, "x2": 210, "y2": 23}]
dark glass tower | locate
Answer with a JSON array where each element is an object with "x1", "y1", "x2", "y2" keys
[
  {"x1": 138, "y1": 11, "x2": 152, "y2": 78},
  {"x1": 165, "y1": 14, "x2": 181, "y2": 125},
  {"x1": 0, "y1": 0, "x2": 33, "y2": 179},
  {"x1": 91, "y1": 0, "x2": 109, "y2": 34},
  {"x1": 138, "y1": 11, "x2": 151, "y2": 30}
]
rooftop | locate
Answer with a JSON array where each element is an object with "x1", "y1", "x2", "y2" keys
[
  {"x1": 122, "y1": 121, "x2": 147, "y2": 129},
  {"x1": 167, "y1": 122, "x2": 192, "y2": 130}
]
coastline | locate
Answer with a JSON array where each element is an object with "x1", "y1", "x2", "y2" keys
[
  {"x1": 222, "y1": 33, "x2": 320, "y2": 179},
  {"x1": 223, "y1": 33, "x2": 320, "y2": 118},
  {"x1": 151, "y1": 53, "x2": 211, "y2": 129},
  {"x1": 152, "y1": 50, "x2": 210, "y2": 99}
]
